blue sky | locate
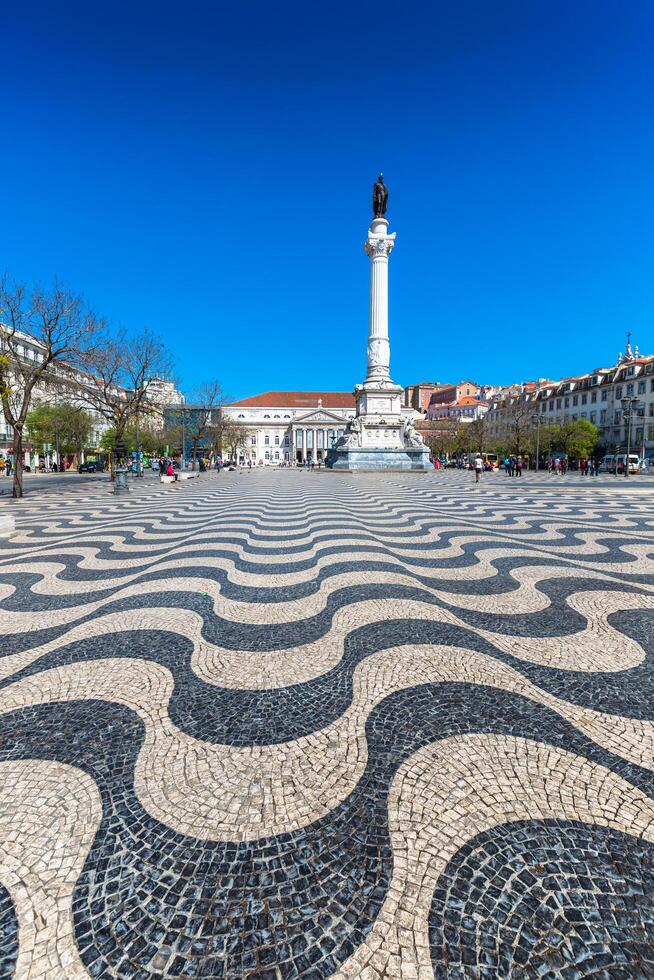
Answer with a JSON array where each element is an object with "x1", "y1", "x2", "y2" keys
[{"x1": 3, "y1": 1, "x2": 653, "y2": 400}]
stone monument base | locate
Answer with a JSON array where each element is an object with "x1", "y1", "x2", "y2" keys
[{"x1": 326, "y1": 445, "x2": 431, "y2": 471}]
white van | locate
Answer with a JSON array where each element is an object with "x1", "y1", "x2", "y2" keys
[
  {"x1": 600, "y1": 454, "x2": 616, "y2": 474},
  {"x1": 616, "y1": 454, "x2": 640, "y2": 475}
]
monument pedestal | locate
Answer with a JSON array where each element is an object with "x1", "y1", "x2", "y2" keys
[{"x1": 326, "y1": 190, "x2": 431, "y2": 472}]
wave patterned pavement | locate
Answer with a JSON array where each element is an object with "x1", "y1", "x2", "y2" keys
[{"x1": 1, "y1": 468, "x2": 654, "y2": 978}]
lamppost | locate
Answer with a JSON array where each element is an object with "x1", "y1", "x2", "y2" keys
[
  {"x1": 134, "y1": 413, "x2": 143, "y2": 477},
  {"x1": 531, "y1": 414, "x2": 547, "y2": 472},
  {"x1": 621, "y1": 397, "x2": 642, "y2": 478},
  {"x1": 113, "y1": 438, "x2": 130, "y2": 494}
]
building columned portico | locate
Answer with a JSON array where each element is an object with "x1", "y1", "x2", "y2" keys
[{"x1": 224, "y1": 392, "x2": 355, "y2": 464}]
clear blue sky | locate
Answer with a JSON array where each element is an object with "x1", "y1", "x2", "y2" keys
[{"x1": 3, "y1": 1, "x2": 653, "y2": 400}]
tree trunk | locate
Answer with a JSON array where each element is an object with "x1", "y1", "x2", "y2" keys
[{"x1": 12, "y1": 429, "x2": 24, "y2": 499}]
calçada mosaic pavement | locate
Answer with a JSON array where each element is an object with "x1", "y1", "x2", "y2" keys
[{"x1": 1, "y1": 468, "x2": 654, "y2": 978}]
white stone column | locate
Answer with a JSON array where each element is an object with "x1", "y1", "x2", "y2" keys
[{"x1": 364, "y1": 217, "x2": 396, "y2": 384}]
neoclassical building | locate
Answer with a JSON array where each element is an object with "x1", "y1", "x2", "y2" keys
[{"x1": 224, "y1": 391, "x2": 356, "y2": 464}]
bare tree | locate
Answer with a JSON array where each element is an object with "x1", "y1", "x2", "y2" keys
[
  {"x1": 503, "y1": 399, "x2": 535, "y2": 457},
  {"x1": 173, "y1": 381, "x2": 227, "y2": 470},
  {"x1": 0, "y1": 275, "x2": 102, "y2": 498},
  {"x1": 78, "y1": 327, "x2": 173, "y2": 475},
  {"x1": 221, "y1": 418, "x2": 252, "y2": 463}
]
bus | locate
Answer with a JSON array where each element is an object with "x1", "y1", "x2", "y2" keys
[{"x1": 482, "y1": 453, "x2": 499, "y2": 470}]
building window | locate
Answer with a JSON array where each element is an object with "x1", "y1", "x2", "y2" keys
[
  {"x1": 650, "y1": 379, "x2": 654, "y2": 393},
  {"x1": 264, "y1": 451, "x2": 270, "y2": 460},
  {"x1": 616, "y1": 386, "x2": 622, "y2": 399},
  {"x1": 238, "y1": 414, "x2": 245, "y2": 419},
  {"x1": 274, "y1": 451, "x2": 280, "y2": 460},
  {"x1": 600, "y1": 409, "x2": 607, "y2": 424},
  {"x1": 250, "y1": 436, "x2": 256, "y2": 445},
  {"x1": 635, "y1": 428, "x2": 644, "y2": 443},
  {"x1": 572, "y1": 395, "x2": 578, "y2": 406},
  {"x1": 264, "y1": 414, "x2": 270, "y2": 419},
  {"x1": 601, "y1": 391, "x2": 608, "y2": 402},
  {"x1": 264, "y1": 435, "x2": 270, "y2": 446},
  {"x1": 549, "y1": 400, "x2": 554, "y2": 411},
  {"x1": 564, "y1": 397, "x2": 570, "y2": 408},
  {"x1": 581, "y1": 394, "x2": 587, "y2": 405},
  {"x1": 627, "y1": 383, "x2": 634, "y2": 396},
  {"x1": 589, "y1": 412, "x2": 596, "y2": 424},
  {"x1": 638, "y1": 380, "x2": 646, "y2": 394},
  {"x1": 591, "y1": 392, "x2": 597, "y2": 403},
  {"x1": 556, "y1": 398, "x2": 562, "y2": 409}
]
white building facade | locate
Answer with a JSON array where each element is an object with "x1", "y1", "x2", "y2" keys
[
  {"x1": 224, "y1": 392, "x2": 356, "y2": 465},
  {"x1": 485, "y1": 339, "x2": 654, "y2": 456}
]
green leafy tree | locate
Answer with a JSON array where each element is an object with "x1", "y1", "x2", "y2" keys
[
  {"x1": 99, "y1": 423, "x2": 164, "y2": 456},
  {"x1": 26, "y1": 402, "x2": 94, "y2": 467},
  {"x1": 557, "y1": 418, "x2": 600, "y2": 460}
]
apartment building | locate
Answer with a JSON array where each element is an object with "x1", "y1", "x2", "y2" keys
[{"x1": 485, "y1": 340, "x2": 654, "y2": 455}]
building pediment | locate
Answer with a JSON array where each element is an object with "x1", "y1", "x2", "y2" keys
[{"x1": 293, "y1": 408, "x2": 349, "y2": 424}]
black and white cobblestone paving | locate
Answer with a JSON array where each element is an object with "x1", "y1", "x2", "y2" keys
[{"x1": 1, "y1": 470, "x2": 654, "y2": 978}]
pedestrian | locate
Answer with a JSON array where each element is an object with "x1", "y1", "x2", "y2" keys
[
  {"x1": 4, "y1": 458, "x2": 11, "y2": 477},
  {"x1": 474, "y1": 453, "x2": 483, "y2": 484},
  {"x1": 516, "y1": 455, "x2": 523, "y2": 477}
]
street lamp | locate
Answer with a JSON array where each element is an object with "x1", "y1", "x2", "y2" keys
[
  {"x1": 621, "y1": 397, "x2": 642, "y2": 477},
  {"x1": 531, "y1": 414, "x2": 547, "y2": 472}
]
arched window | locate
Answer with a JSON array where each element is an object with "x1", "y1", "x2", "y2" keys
[
  {"x1": 238, "y1": 414, "x2": 245, "y2": 419},
  {"x1": 264, "y1": 435, "x2": 270, "y2": 445},
  {"x1": 274, "y1": 414, "x2": 280, "y2": 418},
  {"x1": 274, "y1": 451, "x2": 280, "y2": 460},
  {"x1": 274, "y1": 435, "x2": 279, "y2": 446},
  {"x1": 264, "y1": 451, "x2": 270, "y2": 460},
  {"x1": 264, "y1": 414, "x2": 270, "y2": 419}
]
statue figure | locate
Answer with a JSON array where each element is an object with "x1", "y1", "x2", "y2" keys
[
  {"x1": 344, "y1": 416, "x2": 362, "y2": 447},
  {"x1": 373, "y1": 173, "x2": 388, "y2": 218},
  {"x1": 403, "y1": 419, "x2": 424, "y2": 448}
]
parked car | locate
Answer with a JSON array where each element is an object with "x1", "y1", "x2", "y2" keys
[{"x1": 79, "y1": 461, "x2": 104, "y2": 473}]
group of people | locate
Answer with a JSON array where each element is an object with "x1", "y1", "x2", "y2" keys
[
  {"x1": 0, "y1": 457, "x2": 13, "y2": 476},
  {"x1": 151, "y1": 458, "x2": 176, "y2": 478},
  {"x1": 545, "y1": 456, "x2": 599, "y2": 476},
  {"x1": 503, "y1": 455, "x2": 525, "y2": 477}
]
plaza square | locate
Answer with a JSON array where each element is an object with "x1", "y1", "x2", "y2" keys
[{"x1": 1, "y1": 469, "x2": 654, "y2": 976}]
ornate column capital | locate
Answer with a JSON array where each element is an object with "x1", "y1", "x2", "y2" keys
[{"x1": 364, "y1": 232, "x2": 396, "y2": 259}]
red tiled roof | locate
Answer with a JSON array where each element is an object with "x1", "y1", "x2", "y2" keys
[{"x1": 229, "y1": 391, "x2": 355, "y2": 408}]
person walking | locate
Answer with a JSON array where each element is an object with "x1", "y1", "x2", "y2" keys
[
  {"x1": 516, "y1": 455, "x2": 523, "y2": 477},
  {"x1": 474, "y1": 453, "x2": 483, "y2": 484}
]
